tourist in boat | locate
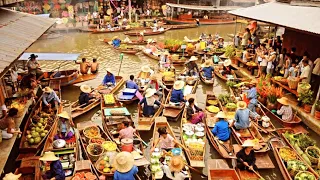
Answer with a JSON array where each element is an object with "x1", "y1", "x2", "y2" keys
[
  {"x1": 170, "y1": 81, "x2": 186, "y2": 105},
  {"x1": 186, "y1": 98, "x2": 204, "y2": 124},
  {"x1": 185, "y1": 56, "x2": 199, "y2": 76},
  {"x1": 42, "y1": 86, "x2": 61, "y2": 109},
  {"x1": 27, "y1": 54, "x2": 43, "y2": 78},
  {"x1": 139, "y1": 88, "x2": 162, "y2": 117},
  {"x1": 102, "y1": 69, "x2": 116, "y2": 86},
  {"x1": 40, "y1": 151, "x2": 65, "y2": 180},
  {"x1": 221, "y1": 59, "x2": 232, "y2": 77},
  {"x1": 54, "y1": 111, "x2": 74, "y2": 140},
  {"x1": 126, "y1": 75, "x2": 140, "y2": 90},
  {"x1": 119, "y1": 121, "x2": 136, "y2": 140},
  {"x1": 201, "y1": 60, "x2": 214, "y2": 80},
  {"x1": 242, "y1": 28, "x2": 251, "y2": 48},
  {"x1": 246, "y1": 81, "x2": 258, "y2": 112},
  {"x1": 236, "y1": 139, "x2": 258, "y2": 172},
  {"x1": 143, "y1": 75, "x2": 168, "y2": 99},
  {"x1": 79, "y1": 85, "x2": 95, "y2": 106},
  {"x1": 277, "y1": 97, "x2": 293, "y2": 122},
  {"x1": 230, "y1": 101, "x2": 250, "y2": 130},
  {"x1": 299, "y1": 59, "x2": 311, "y2": 83},
  {"x1": 76, "y1": 58, "x2": 91, "y2": 75},
  {"x1": 161, "y1": 156, "x2": 188, "y2": 180},
  {"x1": 123, "y1": 36, "x2": 131, "y2": 43},
  {"x1": 211, "y1": 111, "x2": 233, "y2": 155},
  {"x1": 217, "y1": 37, "x2": 224, "y2": 48},
  {"x1": 151, "y1": 127, "x2": 188, "y2": 152},
  {"x1": 112, "y1": 36, "x2": 121, "y2": 48},
  {"x1": 0, "y1": 108, "x2": 21, "y2": 139},
  {"x1": 91, "y1": 58, "x2": 99, "y2": 74},
  {"x1": 113, "y1": 151, "x2": 138, "y2": 180}
]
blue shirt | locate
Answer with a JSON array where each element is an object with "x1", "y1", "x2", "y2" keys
[
  {"x1": 43, "y1": 91, "x2": 61, "y2": 106},
  {"x1": 170, "y1": 89, "x2": 185, "y2": 103},
  {"x1": 45, "y1": 160, "x2": 65, "y2": 180},
  {"x1": 126, "y1": 80, "x2": 139, "y2": 90},
  {"x1": 202, "y1": 66, "x2": 214, "y2": 79},
  {"x1": 114, "y1": 166, "x2": 138, "y2": 180},
  {"x1": 246, "y1": 87, "x2": 257, "y2": 105},
  {"x1": 212, "y1": 119, "x2": 230, "y2": 141},
  {"x1": 112, "y1": 39, "x2": 121, "y2": 47},
  {"x1": 102, "y1": 74, "x2": 116, "y2": 85},
  {"x1": 139, "y1": 97, "x2": 161, "y2": 116},
  {"x1": 234, "y1": 109, "x2": 250, "y2": 129}
]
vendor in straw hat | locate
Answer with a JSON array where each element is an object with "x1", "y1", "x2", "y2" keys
[
  {"x1": 112, "y1": 36, "x2": 121, "y2": 48},
  {"x1": 102, "y1": 68, "x2": 116, "y2": 86},
  {"x1": 40, "y1": 151, "x2": 65, "y2": 180},
  {"x1": 113, "y1": 152, "x2": 138, "y2": 180},
  {"x1": 212, "y1": 111, "x2": 233, "y2": 156},
  {"x1": 276, "y1": 97, "x2": 293, "y2": 122},
  {"x1": 221, "y1": 59, "x2": 232, "y2": 77},
  {"x1": 42, "y1": 86, "x2": 61, "y2": 109},
  {"x1": 139, "y1": 65, "x2": 154, "y2": 80},
  {"x1": 236, "y1": 139, "x2": 258, "y2": 171},
  {"x1": 185, "y1": 56, "x2": 199, "y2": 76},
  {"x1": 79, "y1": 85, "x2": 95, "y2": 106},
  {"x1": 245, "y1": 80, "x2": 258, "y2": 112},
  {"x1": 200, "y1": 60, "x2": 214, "y2": 80},
  {"x1": 170, "y1": 81, "x2": 186, "y2": 105},
  {"x1": 230, "y1": 101, "x2": 251, "y2": 130},
  {"x1": 27, "y1": 53, "x2": 43, "y2": 78},
  {"x1": 186, "y1": 97, "x2": 204, "y2": 124},
  {"x1": 161, "y1": 156, "x2": 188, "y2": 180},
  {"x1": 143, "y1": 74, "x2": 168, "y2": 100},
  {"x1": 139, "y1": 88, "x2": 163, "y2": 117},
  {"x1": 54, "y1": 111, "x2": 74, "y2": 140}
]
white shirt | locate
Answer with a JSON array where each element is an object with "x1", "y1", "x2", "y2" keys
[
  {"x1": 312, "y1": 58, "x2": 320, "y2": 76},
  {"x1": 300, "y1": 65, "x2": 311, "y2": 83},
  {"x1": 158, "y1": 27, "x2": 164, "y2": 32},
  {"x1": 260, "y1": 57, "x2": 268, "y2": 66},
  {"x1": 242, "y1": 51, "x2": 248, "y2": 62}
]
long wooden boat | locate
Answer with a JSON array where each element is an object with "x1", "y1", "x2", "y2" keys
[
  {"x1": 165, "y1": 18, "x2": 235, "y2": 25},
  {"x1": 103, "y1": 39, "x2": 141, "y2": 55},
  {"x1": 166, "y1": 24, "x2": 198, "y2": 30},
  {"x1": 122, "y1": 40, "x2": 148, "y2": 45},
  {"x1": 92, "y1": 28, "x2": 130, "y2": 34},
  {"x1": 199, "y1": 71, "x2": 214, "y2": 85},
  {"x1": 14, "y1": 156, "x2": 41, "y2": 180},
  {"x1": 137, "y1": 89, "x2": 165, "y2": 131},
  {"x1": 72, "y1": 160, "x2": 99, "y2": 179},
  {"x1": 142, "y1": 49, "x2": 160, "y2": 60},
  {"x1": 207, "y1": 159, "x2": 240, "y2": 180},
  {"x1": 214, "y1": 68, "x2": 243, "y2": 82},
  {"x1": 124, "y1": 28, "x2": 171, "y2": 36},
  {"x1": 236, "y1": 168, "x2": 260, "y2": 180},
  {"x1": 151, "y1": 117, "x2": 191, "y2": 180}
]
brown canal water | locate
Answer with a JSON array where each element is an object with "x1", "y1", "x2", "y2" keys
[{"x1": 25, "y1": 24, "x2": 319, "y2": 180}]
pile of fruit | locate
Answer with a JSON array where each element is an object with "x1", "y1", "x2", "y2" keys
[
  {"x1": 206, "y1": 105, "x2": 219, "y2": 113},
  {"x1": 295, "y1": 171, "x2": 316, "y2": 180},
  {"x1": 207, "y1": 99, "x2": 218, "y2": 106},
  {"x1": 279, "y1": 147, "x2": 297, "y2": 161},
  {"x1": 286, "y1": 159, "x2": 308, "y2": 177},
  {"x1": 10, "y1": 98, "x2": 27, "y2": 116},
  {"x1": 103, "y1": 94, "x2": 115, "y2": 105},
  {"x1": 96, "y1": 153, "x2": 117, "y2": 174},
  {"x1": 84, "y1": 126, "x2": 100, "y2": 140},
  {"x1": 89, "y1": 137, "x2": 105, "y2": 145},
  {"x1": 246, "y1": 61, "x2": 257, "y2": 66},
  {"x1": 102, "y1": 141, "x2": 117, "y2": 152},
  {"x1": 72, "y1": 171, "x2": 96, "y2": 180}
]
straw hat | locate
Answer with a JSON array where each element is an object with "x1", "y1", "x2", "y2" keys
[
  {"x1": 169, "y1": 156, "x2": 185, "y2": 172},
  {"x1": 113, "y1": 151, "x2": 134, "y2": 173},
  {"x1": 80, "y1": 85, "x2": 92, "y2": 93},
  {"x1": 43, "y1": 87, "x2": 53, "y2": 93},
  {"x1": 40, "y1": 151, "x2": 59, "y2": 161},
  {"x1": 145, "y1": 88, "x2": 157, "y2": 98},
  {"x1": 218, "y1": 36, "x2": 224, "y2": 40},
  {"x1": 106, "y1": 68, "x2": 113, "y2": 74},
  {"x1": 147, "y1": 39, "x2": 153, "y2": 44},
  {"x1": 173, "y1": 80, "x2": 185, "y2": 90},
  {"x1": 141, "y1": 65, "x2": 151, "y2": 73},
  {"x1": 237, "y1": 101, "x2": 247, "y2": 110},
  {"x1": 277, "y1": 97, "x2": 289, "y2": 106},
  {"x1": 112, "y1": 36, "x2": 119, "y2": 40},
  {"x1": 201, "y1": 60, "x2": 211, "y2": 68},
  {"x1": 223, "y1": 59, "x2": 231, "y2": 67},
  {"x1": 189, "y1": 56, "x2": 198, "y2": 62},
  {"x1": 58, "y1": 111, "x2": 70, "y2": 120},
  {"x1": 215, "y1": 111, "x2": 227, "y2": 119},
  {"x1": 150, "y1": 74, "x2": 157, "y2": 81},
  {"x1": 242, "y1": 139, "x2": 256, "y2": 147},
  {"x1": 140, "y1": 32, "x2": 144, "y2": 36},
  {"x1": 3, "y1": 173, "x2": 21, "y2": 180}
]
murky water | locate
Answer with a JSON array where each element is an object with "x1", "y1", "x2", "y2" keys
[{"x1": 24, "y1": 24, "x2": 292, "y2": 179}]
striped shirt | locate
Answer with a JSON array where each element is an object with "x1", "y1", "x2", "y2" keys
[{"x1": 277, "y1": 105, "x2": 293, "y2": 122}]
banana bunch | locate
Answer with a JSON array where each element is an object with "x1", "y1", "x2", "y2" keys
[{"x1": 103, "y1": 94, "x2": 115, "y2": 105}]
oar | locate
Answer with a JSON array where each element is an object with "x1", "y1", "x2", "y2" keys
[
  {"x1": 236, "y1": 157, "x2": 265, "y2": 180},
  {"x1": 184, "y1": 163, "x2": 208, "y2": 177},
  {"x1": 134, "y1": 132, "x2": 148, "y2": 147}
]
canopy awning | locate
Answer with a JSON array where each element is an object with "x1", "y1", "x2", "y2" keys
[
  {"x1": 229, "y1": 2, "x2": 320, "y2": 35},
  {"x1": 19, "y1": 53, "x2": 81, "y2": 61},
  {"x1": 166, "y1": 3, "x2": 241, "y2": 11}
]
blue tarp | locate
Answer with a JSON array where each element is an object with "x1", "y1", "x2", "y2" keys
[{"x1": 19, "y1": 53, "x2": 81, "y2": 61}]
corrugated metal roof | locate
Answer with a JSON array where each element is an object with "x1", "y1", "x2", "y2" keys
[
  {"x1": 19, "y1": 53, "x2": 81, "y2": 61},
  {"x1": 229, "y1": 2, "x2": 320, "y2": 35},
  {"x1": 166, "y1": 3, "x2": 241, "y2": 11},
  {"x1": 0, "y1": 8, "x2": 55, "y2": 76}
]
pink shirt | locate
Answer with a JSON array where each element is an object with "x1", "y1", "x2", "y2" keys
[
  {"x1": 119, "y1": 126, "x2": 135, "y2": 139},
  {"x1": 159, "y1": 134, "x2": 175, "y2": 149}
]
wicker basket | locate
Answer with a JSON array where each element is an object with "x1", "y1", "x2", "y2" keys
[
  {"x1": 297, "y1": 83, "x2": 311, "y2": 95},
  {"x1": 84, "y1": 126, "x2": 101, "y2": 142},
  {"x1": 294, "y1": 171, "x2": 316, "y2": 179},
  {"x1": 305, "y1": 146, "x2": 320, "y2": 164},
  {"x1": 86, "y1": 143, "x2": 104, "y2": 162},
  {"x1": 288, "y1": 77, "x2": 299, "y2": 89}
]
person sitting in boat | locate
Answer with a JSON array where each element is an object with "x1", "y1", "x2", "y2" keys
[
  {"x1": 151, "y1": 26, "x2": 158, "y2": 32},
  {"x1": 79, "y1": 85, "x2": 95, "y2": 106},
  {"x1": 0, "y1": 108, "x2": 21, "y2": 139},
  {"x1": 221, "y1": 59, "x2": 232, "y2": 77},
  {"x1": 40, "y1": 151, "x2": 65, "y2": 180},
  {"x1": 102, "y1": 69, "x2": 116, "y2": 87},
  {"x1": 245, "y1": 80, "x2": 258, "y2": 112},
  {"x1": 126, "y1": 75, "x2": 140, "y2": 90},
  {"x1": 151, "y1": 127, "x2": 188, "y2": 152},
  {"x1": 119, "y1": 121, "x2": 136, "y2": 140},
  {"x1": 207, "y1": 34, "x2": 213, "y2": 45},
  {"x1": 230, "y1": 101, "x2": 251, "y2": 130},
  {"x1": 27, "y1": 54, "x2": 43, "y2": 78},
  {"x1": 76, "y1": 58, "x2": 91, "y2": 75},
  {"x1": 161, "y1": 156, "x2": 188, "y2": 180},
  {"x1": 185, "y1": 56, "x2": 199, "y2": 76},
  {"x1": 91, "y1": 58, "x2": 99, "y2": 74},
  {"x1": 170, "y1": 81, "x2": 186, "y2": 105},
  {"x1": 138, "y1": 32, "x2": 144, "y2": 42},
  {"x1": 201, "y1": 60, "x2": 214, "y2": 80},
  {"x1": 212, "y1": 111, "x2": 234, "y2": 155},
  {"x1": 54, "y1": 111, "x2": 74, "y2": 140},
  {"x1": 112, "y1": 36, "x2": 121, "y2": 48},
  {"x1": 236, "y1": 139, "x2": 258, "y2": 172},
  {"x1": 186, "y1": 97, "x2": 204, "y2": 124},
  {"x1": 143, "y1": 75, "x2": 168, "y2": 100},
  {"x1": 217, "y1": 37, "x2": 224, "y2": 48},
  {"x1": 276, "y1": 97, "x2": 293, "y2": 122},
  {"x1": 139, "y1": 65, "x2": 154, "y2": 82},
  {"x1": 113, "y1": 152, "x2": 138, "y2": 180},
  {"x1": 158, "y1": 26, "x2": 164, "y2": 32},
  {"x1": 195, "y1": 19, "x2": 200, "y2": 26},
  {"x1": 123, "y1": 36, "x2": 131, "y2": 43},
  {"x1": 160, "y1": 51, "x2": 171, "y2": 69},
  {"x1": 42, "y1": 86, "x2": 61, "y2": 110},
  {"x1": 139, "y1": 88, "x2": 162, "y2": 117}
]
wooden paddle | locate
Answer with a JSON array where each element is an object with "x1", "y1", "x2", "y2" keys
[
  {"x1": 134, "y1": 132, "x2": 148, "y2": 147},
  {"x1": 233, "y1": 157, "x2": 265, "y2": 180},
  {"x1": 184, "y1": 163, "x2": 208, "y2": 177}
]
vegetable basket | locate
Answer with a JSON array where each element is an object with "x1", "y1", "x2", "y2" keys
[
  {"x1": 84, "y1": 126, "x2": 101, "y2": 142},
  {"x1": 297, "y1": 83, "x2": 311, "y2": 95},
  {"x1": 305, "y1": 146, "x2": 320, "y2": 164},
  {"x1": 288, "y1": 77, "x2": 299, "y2": 90},
  {"x1": 294, "y1": 171, "x2": 316, "y2": 180},
  {"x1": 87, "y1": 143, "x2": 104, "y2": 161},
  {"x1": 89, "y1": 137, "x2": 106, "y2": 145}
]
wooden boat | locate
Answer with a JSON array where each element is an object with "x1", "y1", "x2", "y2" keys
[
  {"x1": 122, "y1": 40, "x2": 148, "y2": 45},
  {"x1": 166, "y1": 24, "x2": 198, "y2": 30},
  {"x1": 124, "y1": 28, "x2": 171, "y2": 36},
  {"x1": 103, "y1": 39, "x2": 141, "y2": 55},
  {"x1": 137, "y1": 89, "x2": 165, "y2": 131},
  {"x1": 116, "y1": 91, "x2": 140, "y2": 105},
  {"x1": 236, "y1": 168, "x2": 260, "y2": 180},
  {"x1": 72, "y1": 160, "x2": 99, "y2": 179},
  {"x1": 165, "y1": 18, "x2": 235, "y2": 25},
  {"x1": 151, "y1": 117, "x2": 191, "y2": 180},
  {"x1": 214, "y1": 68, "x2": 243, "y2": 82},
  {"x1": 142, "y1": 49, "x2": 160, "y2": 61},
  {"x1": 14, "y1": 156, "x2": 41, "y2": 180},
  {"x1": 199, "y1": 71, "x2": 214, "y2": 85},
  {"x1": 207, "y1": 159, "x2": 240, "y2": 180},
  {"x1": 180, "y1": 97, "x2": 206, "y2": 167},
  {"x1": 92, "y1": 28, "x2": 130, "y2": 34}
]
